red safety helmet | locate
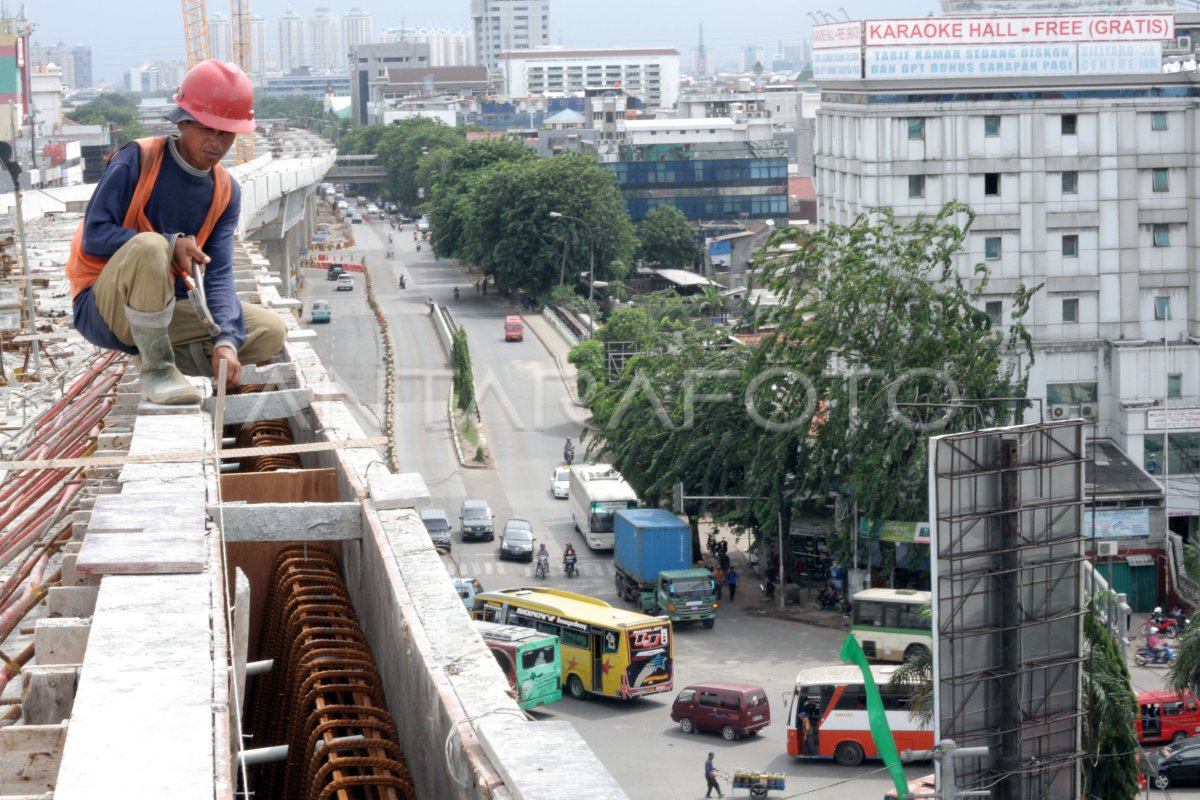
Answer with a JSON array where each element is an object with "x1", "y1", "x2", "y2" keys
[{"x1": 170, "y1": 59, "x2": 255, "y2": 134}]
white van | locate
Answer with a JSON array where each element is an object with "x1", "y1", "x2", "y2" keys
[{"x1": 336, "y1": 200, "x2": 348, "y2": 212}]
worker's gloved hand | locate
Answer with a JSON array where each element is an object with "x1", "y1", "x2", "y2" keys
[{"x1": 212, "y1": 344, "x2": 241, "y2": 390}]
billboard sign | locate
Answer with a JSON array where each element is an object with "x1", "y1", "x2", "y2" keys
[
  {"x1": 813, "y1": 21, "x2": 864, "y2": 49},
  {"x1": 814, "y1": 47, "x2": 864, "y2": 80},
  {"x1": 864, "y1": 14, "x2": 1174, "y2": 47},
  {"x1": 1147, "y1": 407, "x2": 1200, "y2": 429},
  {"x1": 866, "y1": 44, "x2": 1078, "y2": 79},
  {"x1": 1085, "y1": 508, "x2": 1150, "y2": 539}
]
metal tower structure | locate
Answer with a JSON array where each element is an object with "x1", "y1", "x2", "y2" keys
[
  {"x1": 230, "y1": 0, "x2": 254, "y2": 163},
  {"x1": 181, "y1": 0, "x2": 210, "y2": 69}
]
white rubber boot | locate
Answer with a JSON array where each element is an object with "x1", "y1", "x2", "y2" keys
[{"x1": 125, "y1": 301, "x2": 201, "y2": 405}]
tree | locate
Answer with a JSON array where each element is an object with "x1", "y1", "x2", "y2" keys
[
  {"x1": 1168, "y1": 538, "x2": 1200, "y2": 692},
  {"x1": 637, "y1": 206, "x2": 700, "y2": 270},
  {"x1": 1082, "y1": 592, "x2": 1142, "y2": 800},
  {"x1": 68, "y1": 93, "x2": 145, "y2": 141},
  {"x1": 340, "y1": 119, "x2": 465, "y2": 207},
  {"x1": 743, "y1": 203, "x2": 1039, "y2": 542},
  {"x1": 427, "y1": 138, "x2": 535, "y2": 258},
  {"x1": 451, "y1": 328, "x2": 475, "y2": 413},
  {"x1": 460, "y1": 153, "x2": 637, "y2": 295}
]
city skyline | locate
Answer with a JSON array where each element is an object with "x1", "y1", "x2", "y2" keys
[{"x1": 36, "y1": 0, "x2": 936, "y2": 85}]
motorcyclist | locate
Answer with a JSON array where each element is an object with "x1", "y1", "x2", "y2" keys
[
  {"x1": 563, "y1": 436, "x2": 575, "y2": 464},
  {"x1": 453, "y1": 286, "x2": 460, "y2": 300},
  {"x1": 398, "y1": 274, "x2": 406, "y2": 289},
  {"x1": 388, "y1": 234, "x2": 393, "y2": 244},
  {"x1": 563, "y1": 542, "x2": 577, "y2": 570},
  {"x1": 536, "y1": 543, "x2": 549, "y2": 570},
  {"x1": 1148, "y1": 627, "x2": 1168, "y2": 662}
]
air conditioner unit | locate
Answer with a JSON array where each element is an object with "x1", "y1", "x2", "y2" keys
[
  {"x1": 1049, "y1": 403, "x2": 1078, "y2": 420},
  {"x1": 1178, "y1": 36, "x2": 1193, "y2": 51},
  {"x1": 1097, "y1": 541, "x2": 1119, "y2": 558},
  {"x1": 1080, "y1": 403, "x2": 1099, "y2": 421}
]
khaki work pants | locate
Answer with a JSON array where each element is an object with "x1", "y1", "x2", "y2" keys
[{"x1": 92, "y1": 232, "x2": 286, "y2": 372}]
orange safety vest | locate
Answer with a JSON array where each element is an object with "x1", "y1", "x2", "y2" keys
[{"x1": 66, "y1": 137, "x2": 232, "y2": 299}]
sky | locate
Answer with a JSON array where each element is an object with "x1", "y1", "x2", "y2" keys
[{"x1": 32, "y1": 0, "x2": 937, "y2": 85}]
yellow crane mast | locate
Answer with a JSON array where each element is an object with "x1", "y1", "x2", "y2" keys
[
  {"x1": 230, "y1": 0, "x2": 255, "y2": 162},
  {"x1": 181, "y1": 0, "x2": 210, "y2": 70}
]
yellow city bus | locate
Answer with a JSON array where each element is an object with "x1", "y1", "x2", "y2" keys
[{"x1": 472, "y1": 587, "x2": 673, "y2": 700}]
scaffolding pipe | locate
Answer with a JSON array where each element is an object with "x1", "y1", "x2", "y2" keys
[
  {"x1": 238, "y1": 744, "x2": 289, "y2": 767},
  {"x1": 0, "y1": 643, "x2": 35, "y2": 700}
]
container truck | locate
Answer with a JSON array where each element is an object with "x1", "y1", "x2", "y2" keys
[{"x1": 613, "y1": 508, "x2": 717, "y2": 628}]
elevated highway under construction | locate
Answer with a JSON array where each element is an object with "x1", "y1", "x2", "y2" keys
[{"x1": 0, "y1": 129, "x2": 619, "y2": 799}]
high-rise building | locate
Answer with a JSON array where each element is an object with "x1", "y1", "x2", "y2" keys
[
  {"x1": 208, "y1": 11, "x2": 232, "y2": 62},
  {"x1": 813, "y1": 8, "x2": 1199, "y2": 545},
  {"x1": 278, "y1": 10, "x2": 306, "y2": 72},
  {"x1": 249, "y1": 15, "x2": 266, "y2": 78},
  {"x1": 124, "y1": 63, "x2": 160, "y2": 94},
  {"x1": 737, "y1": 45, "x2": 765, "y2": 73},
  {"x1": 342, "y1": 8, "x2": 373, "y2": 65},
  {"x1": 396, "y1": 27, "x2": 475, "y2": 66},
  {"x1": 471, "y1": 0, "x2": 550, "y2": 74},
  {"x1": 71, "y1": 45, "x2": 92, "y2": 89},
  {"x1": 308, "y1": 8, "x2": 340, "y2": 71}
]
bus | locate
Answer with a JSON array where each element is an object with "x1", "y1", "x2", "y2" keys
[
  {"x1": 471, "y1": 587, "x2": 673, "y2": 701},
  {"x1": 569, "y1": 463, "x2": 638, "y2": 550},
  {"x1": 474, "y1": 619, "x2": 562, "y2": 711},
  {"x1": 850, "y1": 588, "x2": 932, "y2": 663},
  {"x1": 786, "y1": 665, "x2": 933, "y2": 767}
]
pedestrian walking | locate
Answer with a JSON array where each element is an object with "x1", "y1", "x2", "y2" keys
[
  {"x1": 718, "y1": 550, "x2": 731, "y2": 572},
  {"x1": 712, "y1": 565, "x2": 725, "y2": 600},
  {"x1": 704, "y1": 752, "x2": 723, "y2": 798},
  {"x1": 726, "y1": 567, "x2": 739, "y2": 601}
]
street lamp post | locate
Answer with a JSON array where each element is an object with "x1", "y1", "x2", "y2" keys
[{"x1": 548, "y1": 211, "x2": 596, "y2": 336}]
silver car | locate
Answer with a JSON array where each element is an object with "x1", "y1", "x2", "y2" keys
[
  {"x1": 499, "y1": 519, "x2": 535, "y2": 562},
  {"x1": 460, "y1": 499, "x2": 495, "y2": 541}
]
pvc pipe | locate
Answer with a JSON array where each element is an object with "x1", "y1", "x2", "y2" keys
[
  {"x1": 245, "y1": 659, "x2": 273, "y2": 676},
  {"x1": 237, "y1": 744, "x2": 289, "y2": 767}
]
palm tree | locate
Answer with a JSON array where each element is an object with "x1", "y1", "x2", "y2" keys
[
  {"x1": 1168, "y1": 538, "x2": 1200, "y2": 693},
  {"x1": 886, "y1": 641, "x2": 933, "y2": 727}
]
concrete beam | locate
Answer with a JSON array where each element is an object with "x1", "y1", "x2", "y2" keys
[
  {"x1": 0, "y1": 722, "x2": 68, "y2": 794},
  {"x1": 239, "y1": 362, "x2": 297, "y2": 387},
  {"x1": 32, "y1": 618, "x2": 89, "y2": 665},
  {"x1": 46, "y1": 586, "x2": 99, "y2": 618},
  {"x1": 21, "y1": 666, "x2": 81, "y2": 725},
  {"x1": 201, "y1": 387, "x2": 312, "y2": 425},
  {"x1": 54, "y1": 574, "x2": 214, "y2": 800},
  {"x1": 209, "y1": 502, "x2": 362, "y2": 542},
  {"x1": 76, "y1": 530, "x2": 207, "y2": 575}
]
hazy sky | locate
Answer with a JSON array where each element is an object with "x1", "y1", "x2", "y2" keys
[{"x1": 34, "y1": 1, "x2": 937, "y2": 85}]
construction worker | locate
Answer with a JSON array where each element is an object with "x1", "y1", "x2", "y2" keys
[{"x1": 66, "y1": 59, "x2": 285, "y2": 404}]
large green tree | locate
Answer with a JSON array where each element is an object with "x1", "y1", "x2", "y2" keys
[
  {"x1": 743, "y1": 202, "x2": 1039, "y2": 540},
  {"x1": 460, "y1": 153, "x2": 636, "y2": 295},
  {"x1": 68, "y1": 93, "x2": 145, "y2": 141},
  {"x1": 427, "y1": 138, "x2": 535, "y2": 258},
  {"x1": 340, "y1": 119, "x2": 465, "y2": 206},
  {"x1": 637, "y1": 205, "x2": 700, "y2": 270}
]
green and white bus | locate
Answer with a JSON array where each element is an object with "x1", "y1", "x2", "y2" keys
[
  {"x1": 475, "y1": 619, "x2": 562, "y2": 710},
  {"x1": 849, "y1": 588, "x2": 931, "y2": 663}
]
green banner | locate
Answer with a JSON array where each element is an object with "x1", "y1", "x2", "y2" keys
[
  {"x1": 859, "y1": 518, "x2": 931, "y2": 544},
  {"x1": 841, "y1": 634, "x2": 908, "y2": 798}
]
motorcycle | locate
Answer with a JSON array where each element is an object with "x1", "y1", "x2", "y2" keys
[
  {"x1": 1142, "y1": 614, "x2": 1182, "y2": 639},
  {"x1": 398, "y1": 275, "x2": 406, "y2": 289},
  {"x1": 564, "y1": 554, "x2": 578, "y2": 578},
  {"x1": 1134, "y1": 644, "x2": 1177, "y2": 667},
  {"x1": 535, "y1": 553, "x2": 549, "y2": 579},
  {"x1": 816, "y1": 586, "x2": 843, "y2": 611},
  {"x1": 563, "y1": 445, "x2": 574, "y2": 465},
  {"x1": 761, "y1": 573, "x2": 777, "y2": 600},
  {"x1": 453, "y1": 287, "x2": 460, "y2": 301},
  {"x1": 416, "y1": 243, "x2": 422, "y2": 252}
]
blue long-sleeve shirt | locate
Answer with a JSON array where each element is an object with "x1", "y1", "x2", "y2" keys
[{"x1": 72, "y1": 138, "x2": 245, "y2": 354}]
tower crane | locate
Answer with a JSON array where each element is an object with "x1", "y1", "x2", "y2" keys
[{"x1": 180, "y1": 0, "x2": 254, "y2": 163}]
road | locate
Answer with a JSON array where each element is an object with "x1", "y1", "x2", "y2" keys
[{"x1": 299, "y1": 214, "x2": 1185, "y2": 799}]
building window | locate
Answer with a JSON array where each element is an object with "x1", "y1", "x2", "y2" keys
[
  {"x1": 984, "y1": 115, "x2": 1000, "y2": 136},
  {"x1": 1169, "y1": 373, "x2": 1183, "y2": 399},
  {"x1": 1062, "y1": 298, "x2": 1079, "y2": 323},
  {"x1": 1152, "y1": 111, "x2": 1168, "y2": 131},
  {"x1": 907, "y1": 118, "x2": 925, "y2": 140},
  {"x1": 985, "y1": 300, "x2": 1002, "y2": 323},
  {"x1": 908, "y1": 175, "x2": 925, "y2": 198},
  {"x1": 1154, "y1": 224, "x2": 1171, "y2": 247},
  {"x1": 984, "y1": 236, "x2": 1001, "y2": 259},
  {"x1": 1155, "y1": 296, "x2": 1171, "y2": 320},
  {"x1": 1062, "y1": 234, "x2": 1079, "y2": 257},
  {"x1": 1153, "y1": 168, "x2": 1170, "y2": 192},
  {"x1": 984, "y1": 173, "x2": 1000, "y2": 197},
  {"x1": 1061, "y1": 171, "x2": 1078, "y2": 195},
  {"x1": 1061, "y1": 114, "x2": 1077, "y2": 135}
]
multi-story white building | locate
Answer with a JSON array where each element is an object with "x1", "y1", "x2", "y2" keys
[
  {"x1": 308, "y1": 8, "x2": 340, "y2": 71},
  {"x1": 471, "y1": 0, "x2": 550, "y2": 74},
  {"x1": 277, "y1": 10, "x2": 306, "y2": 72},
  {"x1": 341, "y1": 8, "x2": 373, "y2": 64},
  {"x1": 248, "y1": 15, "x2": 266, "y2": 78},
  {"x1": 207, "y1": 12, "x2": 232, "y2": 63},
  {"x1": 501, "y1": 47, "x2": 680, "y2": 109},
  {"x1": 813, "y1": 7, "x2": 1200, "y2": 534},
  {"x1": 393, "y1": 27, "x2": 475, "y2": 67}
]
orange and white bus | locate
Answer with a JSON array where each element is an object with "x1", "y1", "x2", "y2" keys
[{"x1": 786, "y1": 665, "x2": 932, "y2": 767}]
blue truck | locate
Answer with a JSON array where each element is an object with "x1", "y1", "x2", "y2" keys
[{"x1": 613, "y1": 509, "x2": 718, "y2": 628}]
